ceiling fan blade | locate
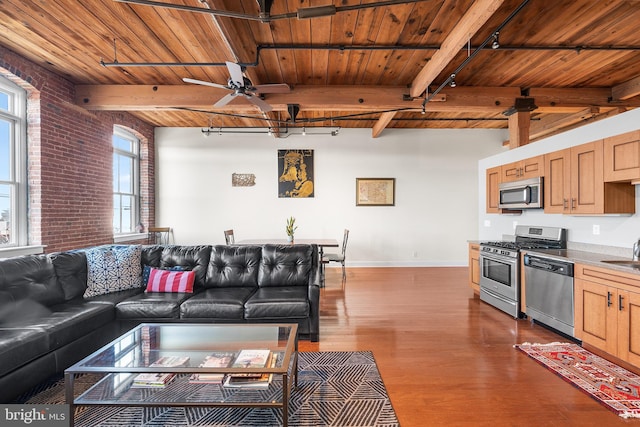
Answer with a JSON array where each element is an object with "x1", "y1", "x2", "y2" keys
[
  {"x1": 246, "y1": 95, "x2": 273, "y2": 113},
  {"x1": 254, "y1": 83, "x2": 291, "y2": 94},
  {"x1": 213, "y1": 93, "x2": 237, "y2": 108},
  {"x1": 226, "y1": 62, "x2": 245, "y2": 88},
  {"x1": 183, "y1": 77, "x2": 228, "y2": 90}
]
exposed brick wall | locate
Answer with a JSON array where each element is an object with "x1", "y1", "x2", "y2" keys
[{"x1": 0, "y1": 46, "x2": 155, "y2": 253}]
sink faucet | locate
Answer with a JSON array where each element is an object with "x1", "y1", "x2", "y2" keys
[{"x1": 634, "y1": 239, "x2": 640, "y2": 261}]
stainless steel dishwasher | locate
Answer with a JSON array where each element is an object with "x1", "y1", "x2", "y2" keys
[{"x1": 523, "y1": 254, "x2": 575, "y2": 337}]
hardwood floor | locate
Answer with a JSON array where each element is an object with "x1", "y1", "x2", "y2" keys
[{"x1": 300, "y1": 267, "x2": 635, "y2": 426}]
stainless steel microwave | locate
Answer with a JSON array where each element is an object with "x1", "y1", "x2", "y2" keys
[{"x1": 498, "y1": 177, "x2": 543, "y2": 209}]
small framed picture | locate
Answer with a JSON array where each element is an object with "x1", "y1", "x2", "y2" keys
[{"x1": 356, "y1": 178, "x2": 395, "y2": 206}]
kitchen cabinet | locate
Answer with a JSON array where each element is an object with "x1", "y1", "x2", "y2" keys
[
  {"x1": 468, "y1": 243, "x2": 480, "y2": 294},
  {"x1": 575, "y1": 263, "x2": 640, "y2": 367},
  {"x1": 603, "y1": 130, "x2": 640, "y2": 182},
  {"x1": 501, "y1": 155, "x2": 544, "y2": 182},
  {"x1": 486, "y1": 166, "x2": 501, "y2": 213},
  {"x1": 544, "y1": 140, "x2": 635, "y2": 214}
]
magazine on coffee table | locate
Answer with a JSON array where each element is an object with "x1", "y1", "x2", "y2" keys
[
  {"x1": 224, "y1": 353, "x2": 278, "y2": 389},
  {"x1": 231, "y1": 349, "x2": 271, "y2": 368},
  {"x1": 132, "y1": 356, "x2": 190, "y2": 388},
  {"x1": 188, "y1": 351, "x2": 236, "y2": 384}
]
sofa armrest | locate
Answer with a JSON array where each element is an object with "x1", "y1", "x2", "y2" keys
[{"x1": 307, "y1": 244, "x2": 321, "y2": 341}]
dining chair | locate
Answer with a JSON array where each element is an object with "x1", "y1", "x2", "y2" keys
[
  {"x1": 322, "y1": 229, "x2": 349, "y2": 278},
  {"x1": 224, "y1": 229, "x2": 235, "y2": 245},
  {"x1": 148, "y1": 227, "x2": 171, "y2": 245}
]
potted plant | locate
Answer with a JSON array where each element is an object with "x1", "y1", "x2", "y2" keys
[{"x1": 285, "y1": 216, "x2": 297, "y2": 243}]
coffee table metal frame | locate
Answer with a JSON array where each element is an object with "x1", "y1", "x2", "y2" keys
[{"x1": 64, "y1": 323, "x2": 299, "y2": 427}]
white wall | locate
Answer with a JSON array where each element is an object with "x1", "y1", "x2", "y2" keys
[
  {"x1": 477, "y1": 107, "x2": 640, "y2": 252},
  {"x1": 155, "y1": 127, "x2": 505, "y2": 266}
]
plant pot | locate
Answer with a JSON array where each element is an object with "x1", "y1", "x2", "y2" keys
[{"x1": 287, "y1": 235, "x2": 294, "y2": 243}]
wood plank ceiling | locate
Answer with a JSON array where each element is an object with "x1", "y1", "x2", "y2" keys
[{"x1": 1, "y1": 0, "x2": 640, "y2": 141}]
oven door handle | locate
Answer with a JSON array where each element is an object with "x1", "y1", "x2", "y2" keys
[{"x1": 480, "y1": 252, "x2": 517, "y2": 264}]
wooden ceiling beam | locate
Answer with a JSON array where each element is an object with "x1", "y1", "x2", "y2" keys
[
  {"x1": 612, "y1": 75, "x2": 640, "y2": 101},
  {"x1": 409, "y1": 0, "x2": 507, "y2": 99},
  {"x1": 75, "y1": 84, "x2": 639, "y2": 113},
  {"x1": 371, "y1": 0, "x2": 506, "y2": 137},
  {"x1": 530, "y1": 107, "x2": 627, "y2": 142}
]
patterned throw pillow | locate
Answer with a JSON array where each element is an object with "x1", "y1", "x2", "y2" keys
[
  {"x1": 84, "y1": 245, "x2": 143, "y2": 298},
  {"x1": 145, "y1": 268, "x2": 195, "y2": 293}
]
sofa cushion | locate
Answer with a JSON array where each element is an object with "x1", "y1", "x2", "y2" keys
[
  {"x1": 115, "y1": 292, "x2": 193, "y2": 319},
  {"x1": 180, "y1": 288, "x2": 255, "y2": 319},
  {"x1": 257, "y1": 244, "x2": 314, "y2": 288},
  {"x1": 0, "y1": 328, "x2": 50, "y2": 377},
  {"x1": 50, "y1": 251, "x2": 87, "y2": 301},
  {"x1": 146, "y1": 268, "x2": 195, "y2": 293},
  {"x1": 205, "y1": 245, "x2": 261, "y2": 288},
  {"x1": 159, "y1": 245, "x2": 211, "y2": 289},
  {"x1": 7, "y1": 300, "x2": 115, "y2": 351},
  {"x1": 244, "y1": 287, "x2": 310, "y2": 319},
  {"x1": 83, "y1": 287, "x2": 145, "y2": 306},
  {"x1": 0, "y1": 254, "x2": 65, "y2": 307},
  {"x1": 141, "y1": 245, "x2": 164, "y2": 268},
  {"x1": 84, "y1": 245, "x2": 143, "y2": 297},
  {"x1": 0, "y1": 299, "x2": 53, "y2": 327}
]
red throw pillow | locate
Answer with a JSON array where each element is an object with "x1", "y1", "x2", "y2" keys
[{"x1": 146, "y1": 268, "x2": 195, "y2": 293}]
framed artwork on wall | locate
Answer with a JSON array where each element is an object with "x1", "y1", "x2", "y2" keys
[
  {"x1": 278, "y1": 149, "x2": 314, "y2": 198},
  {"x1": 356, "y1": 178, "x2": 395, "y2": 206}
]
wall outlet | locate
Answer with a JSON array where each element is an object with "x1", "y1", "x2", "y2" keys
[
  {"x1": 484, "y1": 220, "x2": 491, "y2": 227},
  {"x1": 593, "y1": 224, "x2": 600, "y2": 235},
  {"x1": 512, "y1": 221, "x2": 518, "y2": 230},
  {"x1": 413, "y1": 251, "x2": 418, "y2": 258}
]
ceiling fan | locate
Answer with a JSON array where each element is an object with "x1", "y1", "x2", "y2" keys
[
  {"x1": 114, "y1": 0, "x2": 429, "y2": 23},
  {"x1": 183, "y1": 61, "x2": 290, "y2": 112}
]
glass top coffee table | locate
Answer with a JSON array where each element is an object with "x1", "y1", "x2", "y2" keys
[{"x1": 65, "y1": 323, "x2": 298, "y2": 427}]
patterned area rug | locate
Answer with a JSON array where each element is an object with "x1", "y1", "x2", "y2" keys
[
  {"x1": 16, "y1": 351, "x2": 399, "y2": 427},
  {"x1": 515, "y1": 342, "x2": 640, "y2": 418}
]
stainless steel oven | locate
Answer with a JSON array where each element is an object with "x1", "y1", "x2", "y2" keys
[
  {"x1": 479, "y1": 225, "x2": 567, "y2": 319},
  {"x1": 479, "y1": 248, "x2": 519, "y2": 318}
]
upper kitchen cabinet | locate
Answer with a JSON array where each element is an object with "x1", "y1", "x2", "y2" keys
[
  {"x1": 486, "y1": 166, "x2": 501, "y2": 213},
  {"x1": 603, "y1": 130, "x2": 640, "y2": 183},
  {"x1": 501, "y1": 155, "x2": 545, "y2": 183},
  {"x1": 544, "y1": 140, "x2": 635, "y2": 215}
]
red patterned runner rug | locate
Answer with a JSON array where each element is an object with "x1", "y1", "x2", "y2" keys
[{"x1": 515, "y1": 342, "x2": 640, "y2": 418}]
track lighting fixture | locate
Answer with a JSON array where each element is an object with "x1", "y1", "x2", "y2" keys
[
  {"x1": 449, "y1": 74, "x2": 456, "y2": 88},
  {"x1": 492, "y1": 31, "x2": 500, "y2": 49},
  {"x1": 201, "y1": 126, "x2": 340, "y2": 137}
]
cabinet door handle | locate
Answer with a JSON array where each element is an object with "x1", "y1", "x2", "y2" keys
[
  {"x1": 619, "y1": 294, "x2": 624, "y2": 311},
  {"x1": 571, "y1": 198, "x2": 577, "y2": 209},
  {"x1": 563, "y1": 199, "x2": 568, "y2": 209},
  {"x1": 607, "y1": 291, "x2": 612, "y2": 307}
]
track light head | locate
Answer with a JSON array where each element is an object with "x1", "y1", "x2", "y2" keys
[
  {"x1": 449, "y1": 74, "x2": 457, "y2": 88},
  {"x1": 492, "y1": 31, "x2": 500, "y2": 49}
]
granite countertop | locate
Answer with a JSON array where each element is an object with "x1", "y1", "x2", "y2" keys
[{"x1": 524, "y1": 248, "x2": 640, "y2": 276}]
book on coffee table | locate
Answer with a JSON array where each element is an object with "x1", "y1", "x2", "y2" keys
[
  {"x1": 188, "y1": 351, "x2": 235, "y2": 384},
  {"x1": 231, "y1": 349, "x2": 271, "y2": 369},
  {"x1": 132, "y1": 355, "x2": 190, "y2": 388},
  {"x1": 224, "y1": 353, "x2": 278, "y2": 389}
]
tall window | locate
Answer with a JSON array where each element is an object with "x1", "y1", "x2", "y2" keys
[
  {"x1": 113, "y1": 127, "x2": 140, "y2": 235},
  {"x1": 0, "y1": 77, "x2": 26, "y2": 247}
]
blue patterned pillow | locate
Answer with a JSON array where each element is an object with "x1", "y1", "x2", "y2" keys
[{"x1": 84, "y1": 245, "x2": 143, "y2": 297}]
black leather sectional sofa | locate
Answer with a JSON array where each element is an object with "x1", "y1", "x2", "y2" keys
[{"x1": 0, "y1": 243, "x2": 320, "y2": 402}]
